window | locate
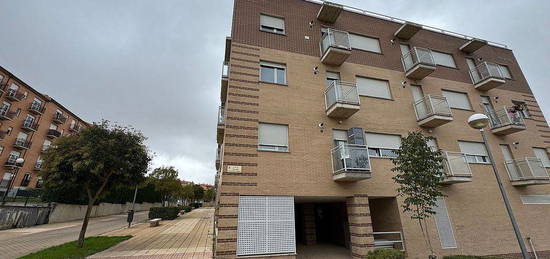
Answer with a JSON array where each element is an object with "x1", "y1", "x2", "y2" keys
[
  {"x1": 356, "y1": 77, "x2": 391, "y2": 99},
  {"x1": 0, "y1": 102, "x2": 10, "y2": 115},
  {"x1": 0, "y1": 173, "x2": 12, "y2": 188},
  {"x1": 349, "y1": 33, "x2": 381, "y2": 53},
  {"x1": 521, "y1": 195, "x2": 550, "y2": 205},
  {"x1": 237, "y1": 196, "x2": 295, "y2": 256},
  {"x1": 458, "y1": 141, "x2": 490, "y2": 164},
  {"x1": 258, "y1": 123, "x2": 289, "y2": 152},
  {"x1": 49, "y1": 124, "x2": 58, "y2": 130},
  {"x1": 497, "y1": 64, "x2": 512, "y2": 79},
  {"x1": 260, "y1": 14, "x2": 285, "y2": 34},
  {"x1": 512, "y1": 101, "x2": 530, "y2": 119},
  {"x1": 6, "y1": 127, "x2": 13, "y2": 135},
  {"x1": 326, "y1": 72, "x2": 340, "y2": 86},
  {"x1": 43, "y1": 140, "x2": 52, "y2": 151},
  {"x1": 17, "y1": 132, "x2": 28, "y2": 141},
  {"x1": 441, "y1": 90, "x2": 471, "y2": 110},
  {"x1": 260, "y1": 62, "x2": 286, "y2": 84},
  {"x1": 533, "y1": 148, "x2": 550, "y2": 168},
  {"x1": 24, "y1": 114, "x2": 35, "y2": 125},
  {"x1": 31, "y1": 98, "x2": 42, "y2": 108},
  {"x1": 366, "y1": 133, "x2": 401, "y2": 158},
  {"x1": 9, "y1": 83, "x2": 19, "y2": 91},
  {"x1": 433, "y1": 197, "x2": 457, "y2": 248},
  {"x1": 0, "y1": 146, "x2": 3, "y2": 155},
  {"x1": 21, "y1": 173, "x2": 31, "y2": 186},
  {"x1": 8, "y1": 151, "x2": 20, "y2": 163},
  {"x1": 431, "y1": 50, "x2": 456, "y2": 68},
  {"x1": 332, "y1": 129, "x2": 348, "y2": 147}
]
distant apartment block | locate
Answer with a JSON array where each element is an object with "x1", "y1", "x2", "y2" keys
[
  {"x1": 214, "y1": 1, "x2": 550, "y2": 258},
  {"x1": 0, "y1": 66, "x2": 87, "y2": 196}
]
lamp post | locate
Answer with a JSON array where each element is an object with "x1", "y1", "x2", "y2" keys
[
  {"x1": 1, "y1": 157, "x2": 25, "y2": 205},
  {"x1": 467, "y1": 114, "x2": 530, "y2": 259}
]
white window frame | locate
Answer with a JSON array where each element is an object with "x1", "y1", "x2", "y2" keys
[
  {"x1": 458, "y1": 141, "x2": 490, "y2": 164},
  {"x1": 259, "y1": 14, "x2": 285, "y2": 34},
  {"x1": 348, "y1": 33, "x2": 381, "y2": 53},
  {"x1": 366, "y1": 133, "x2": 401, "y2": 159},
  {"x1": 441, "y1": 90, "x2": 472, "y2": 110},
  {"x1": 431, "y1": 50, "x2": 456, "y2": 68},
  {"x1": 497, "y1": 64, "x2": 512, "y2": 79},
  {"x1": 356, "y1": 76, "x2": 392, "y2": 100},
  {"x1": 260, "y1": 61, "x2": 287, "y2": 85},
  {"x1": 533, "y1": 148, "x2": 550, "y2": 168}
]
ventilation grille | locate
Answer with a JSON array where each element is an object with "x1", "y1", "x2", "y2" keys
[
  {"x1": 237, "y1": 196, "x2": 295, "y2": 256},
  {"x1": 433, "y1": 197, "x2": 457, "y2": 249}
]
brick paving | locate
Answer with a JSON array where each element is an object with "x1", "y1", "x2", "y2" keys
[
  {"x1": 89, "y1": 207, "x2": 214, "y2": 259},
  {"x1": 0, "y1": 211, "x2": 149, "y2": 259}
]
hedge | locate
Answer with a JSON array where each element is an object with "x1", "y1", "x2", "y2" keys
[
  {"x1": 365, "y1": 249, "x2": 405, "y2": 259},
  {"x1": 148, "y1": 207, "x2": 180, "y2": 220}
]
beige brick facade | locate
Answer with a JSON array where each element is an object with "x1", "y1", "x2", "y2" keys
[{"x1": 215, "y1": 0, "x2": 550, "y2": 258}]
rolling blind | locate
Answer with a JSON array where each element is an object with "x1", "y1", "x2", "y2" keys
[
  {"x1": 349, "y1": 34, "x2": 381, "y2": 53},
  {"x1": 366, "y1": 133, "x2": 401, "y2": 149},
  {"x1": 237, "y1": 196, "x2": 295, "y2": 256},
  {"x1": 332, "y1": 129, "x2": 348, "y2": 141},
  {"x1": 458, "y1": 141, "x2": 488, "y2": 156},
  {"x1": 498, "y1": 64, "x2": 512, "y2": 79},
  {"x1": 260, "y1": 15, "x2": 284, "y2": 30},
  {"x1": 434, "y1": 197, "x2": 457, "y2": 248},
  {"x1": 533, "y1": 148, "x2": 550, "y2": 168},
  {"x1": 259, "y1": 123, "x2": 288, "y2": 146},
  {"x1": 356, "y1": 77, "x2": 391, "y2": 99},
  {"x1": 432, "y1": 51, "x2": 456, "y2": 68},
  {"x1": 442, "y1": 90, "x2": 471, "y2": 110},
  {"x1": 521, "y1": 195, "x2": 550, "y2": 204}
]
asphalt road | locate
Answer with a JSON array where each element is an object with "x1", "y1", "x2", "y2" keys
[{"x1": 0, "y1": 211, "x2": 149, "y2": 259}]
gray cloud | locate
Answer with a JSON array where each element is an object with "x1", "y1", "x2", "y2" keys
[{"x1": 0, "y1": 0, "x2": 548, "y2": 184}]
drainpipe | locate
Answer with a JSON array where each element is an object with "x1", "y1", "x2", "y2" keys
[{"x1": 526, "y1": 237, "x2": 538, "y2": 259}]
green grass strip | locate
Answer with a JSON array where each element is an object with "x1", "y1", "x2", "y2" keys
[{"x1": 19, "y1": 235, "x2": 131, "y2": 259}]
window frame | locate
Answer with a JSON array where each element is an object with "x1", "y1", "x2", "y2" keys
[
  {"x1": 355, "y1": 76, "x2": 393, "y2": 100},
  {"x1": 497, "y1": 64, "x2": 513, "y2": 79},
  {"x1": 348, "y1": 32, "x2": 382, "y2": 54},
  {"x1": 441, "y1": 89, "x2": 472, "y2": 111},
  {"x1": 458, "y1": 141, "x2": 491, "y2": 164},
  {"x1": 258, "y1": 122, "x2": 289, "y2": 153},
  {"x1": 259, "y1": 14, "x2": 285, "y2": 35},
  {"x1": 431, "y1": 50, "x2": 457, "y2": 69},
  {"x1": 260, "y1": 61, "x2": 287, "y2": 85}
]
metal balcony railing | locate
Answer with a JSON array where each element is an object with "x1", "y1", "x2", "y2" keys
[
  {"x1": 324, "y1": 81, "x2": 360, "y2": 110},
  {"x1": 47, "y1": 129, "x2": 62, "y2": 138},
  {"x1": 29, "y1": 103, "x2": 46, "y2": 114},
  {"x1": 487, "y1": 106, "x2": 525, "y2": 129},
  {"x1": 413, "y1": 95, "x2": 452, "y2": 121},
  {"x1": 373, "y1": 231, "x2": 405, "y2": 251},
  {"x1": 0, "y1": 108, "x2": 15, "y2": 120},
  {"x1": 22, "y1": 120, "x2": 39, "y2": 131},
  {"x1": 5, "y1": 89, "x2": 24, "y2": 101},
  {"x1": 14, "y1": 138, "x2": 31, "y2": 149},
  {"x1": 505, "y1": 157, "x2": 550, "y2": 182},
  {"x1": 442, "y1": 151, "x2": 472, "y2": 177},
  {"x1": 469, "y1": 62, "x2": 504, "y2": 85},
  {"x1": 331, "y1": 144, "x2": 371, "y2": 174},
  {"x1": 70, "y1": 124, "x2": 81, "y2": 132},
  {"x1": 53, "y1": 113, "x2": 67, "y2": 124},
  {"x1": 320, "y1": 29, "x2": 351, "y2": 57},
  {"x1": 4, "y1": 158, "x2": 23, "y2": 168},
  {"x1": 218, "y1": 106, "x2": 226, "y2": 126},
  {"x1": 401, "y1": 47, "x2": 435, "y2": 72}
]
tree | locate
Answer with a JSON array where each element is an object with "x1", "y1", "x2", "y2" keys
[
  {"x1": 41, "y1": 121, "x2": 151, "y2": 248},
  {"x1": 179, "y1": 183, "x2": 195, "y2": 205},
  {"x1": 193, "y1": 184, "x2": 204, "y2": 203},
  {"x1": 203, "y1": 188, "x2": 215, "y2": 202},
  {"x1": 391, "y1": 131, "x2": 445, "y2": 257},
  {"x1": 148, "y1": 166, "x2": 181, "y2": 206}
]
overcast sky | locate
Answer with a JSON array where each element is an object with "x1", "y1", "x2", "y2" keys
[{"x1": 1, "y1": 1, "x2": 548, "y2": 184}]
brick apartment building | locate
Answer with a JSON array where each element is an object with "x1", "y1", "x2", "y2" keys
[
  {"x1": 214, "y1": 0, "x2": 550, "y2": 258},
  {"x1": 0, "y1": 66, "x2": 87, "y2": 196}
]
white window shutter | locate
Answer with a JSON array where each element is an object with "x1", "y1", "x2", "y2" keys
[
  {"x1": 442, "y1": 90, "x2": 471, "y2": 110},
  {"x1": 521, "y1": 195, "x2": 550, "y2": 204},
  {"x1": 259, "y1": 123, "x2": 288, "y2": 146},
  {"x1": 432, "y1": 51, "x2": 456, "y2": 68},
  {"x1": 458, "y1": 141, "x2": 488, "y2": 156},
  {"x1": 366, "y1": 133, "x2": 401, "y2": 149},
  {"x1": 349, "y1": 34, "x2": 381, "y2": 53},
  {"x1": 356, "y1": 77, "x2": 391, "y2": 99},
  {"x1": 533, "y1": 148, "x2": 550, "y2": 167},
  {"x1": 260, "y1": 15, "x2": 284, "y2": 30},
  {"x1": 332, "y1": 130, "x2": 348, "y2": 141}
]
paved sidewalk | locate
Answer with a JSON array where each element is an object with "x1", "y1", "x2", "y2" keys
[
  {"x1": 90, "y1": 207, "x2": 214, "y2": 259},
  {"x1": 0, "y1": 211, "x2": 149, "y2": 259}
]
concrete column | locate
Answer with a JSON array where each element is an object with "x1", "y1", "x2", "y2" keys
[
  {"x1": 301, "y1": 203, "x2": 317, "y2": 245},
  {"x1": 347, "y1": 194, "x2": 375, "y2": 258}
]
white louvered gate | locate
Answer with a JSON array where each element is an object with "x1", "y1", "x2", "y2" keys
[{"x1": 237, "y1": 196, "x2": 295, "y2": 256}]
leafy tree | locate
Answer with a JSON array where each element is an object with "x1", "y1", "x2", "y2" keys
[
  {"x1": 41, "y1": 121, "x2": 151, "y2": 248},
  {"x1": 148, "y1": 166, "x2": 181, "y2": 206},
  {"x1": 391, "y1": 131, "x2": 445, "y2": 257},
  {"x1": 193, "y1": 184, "x2": 204, "y2": 202},
  {"x1": 179, "y1": 183, "x2": 195, "y2": 205},
  {"x1": 203, "y1": 188, "x2": 215, "y2": 202}
]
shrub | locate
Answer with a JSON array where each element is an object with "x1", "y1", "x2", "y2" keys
[
  {"x1": 148, "y1": 207, "x2": 180, "y2": 220},
  {"x1": 365, "y1": 249, "x2": 404, "y2": 259},
  {"x1": 182, "y1": 206, "x2": 192, "y2": 212},
  {"x1": 191, "y1": 202, "x2": 202, "y2": 209}
]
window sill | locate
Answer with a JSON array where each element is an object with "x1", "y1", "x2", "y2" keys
[
  {"x1": 259, "y1": 29, "x2": 286, "y2": 36},
  {"x1": 370, "y1": 156, "x2": 396, "y2": 160},
  {"x1": 436, "y1": 64, "x2": 458, "y2": 70},
  {"x1": 258, "y1": 149, "x2": 290, "y2": 153},
  {"x1": 259, "y1": 81, "x2": 288, "y2": 87},
  {"x1": 359, "y1": 95, "x2": 394, "y2": 101},
  {"x1": 450, "y1": 107, "x2": 475, "y2": 112}
]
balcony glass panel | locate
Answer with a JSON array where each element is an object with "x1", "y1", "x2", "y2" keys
[
  {"x1": 401, "y1": 47, "x2": 435, "y2": 72},
  {"x1": 218, "y1": 106, "x2": 225, "y2": 125},
  {"x1": 324, "y1": 81, "x2": 360, "y2": 109},
  {"x1": 331, "y1": 144, "x2": 370, "y2": 174},
  {"x1": 443, "y1": 152, "x2": 472, "y2": 177},
  {"x1": 505, "y1": 158, "x2": 550, "y2": 181},
  {"x1": 320, "y1": 29, "x2": 351, "y2": 56},
  {"x1": 469, "y1": 62, "x2": 504, "y2": 84},
  {"x1": 414, "y1": 95, "x2": 452, "y2": 121},
  {"x1": 487, "y1": 106, "x2": 525, "y2": 129}
]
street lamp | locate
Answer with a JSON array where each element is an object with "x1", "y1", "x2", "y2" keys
[
  {"x1": 467, "y1": 114, "x2": 530, "y2": 259},
  {"x1": 1, "y1": 157, "x2": 25, "y2": 205}
]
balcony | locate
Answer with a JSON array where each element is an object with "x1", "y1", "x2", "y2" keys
[
  {"x1": 441, "y1": 151, "x2": 473, "y2": 184},
  {"x1": 320, "y1": 29, "x2": 351, "y2": 66},
  {"x1": 13, "y1": 138, "x2": 32, "y2": 150},
  {"x1": 34, "y1": 161, "x2": 43, "y2": 171},
  {"x1": 5, "y1": 89, "x2": 24, "y2": 102},
  {"x1": 505, "y1": 158, "x2": 550, "y2": 186},
  {"x1": 216, "y1": 145, "x2": 223, "y2": 170},
  {"x1": 394, "y1": 22, "x2": 422, "y2": 40},
  {"x1": 316, "y1": 1, "x2": 343, "y2": 23},
  {"x1": 402, "y1": 47, "x2": 436, "y2": 80},
  {"x1": 469, "y1": 62, "x2": 505, "y2": 91},
  {"x1": 217, "y1": 106, "x2": 225, "y2": 144},
  {"x1": 413, "y1": 95, "x2": 453, "y2": 128},
  {"x1": 459, "y1": 38, "x2": 488, "y2": 54},
  {"x1": 488, "y1": 106, "x2": 526, "y2": 135},
  {"x1": 0, "y1": 109, "x2": 16, "y2": 121},
  {"x1": 22, "y1": 121, "x2": 39, "y2": 132},
  {"x1": 41, "y1": 145, "x2": 51, "y2": 153},
  {"x1": 221, "y1": 62, "x2": 229, "y2": 103},
  {"x1": 331, "y1": 144, "x2": 371, "y2": 181},
  {"x1": 46, "y1": 129, "x2": 62, "y2": 138},
  {"x1": 28, "y1": 103, "x2": 46, "y2": 115},
  {"x1": 4, "y1": 159, "x2": 23, "y2": 169},
  {"x1": 52, "y1": 113, "x2": 67, "y2": 124},
  {"x1": 69, "y1": 124, "x2": 81, "y2": 133},
  {"x1": 324, "y1": 81, "x2": 360, "y2": 119}
]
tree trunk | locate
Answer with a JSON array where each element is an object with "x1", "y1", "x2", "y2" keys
[{"x1": 77, "y1": 198, "x2": 95, "y2": 248}]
